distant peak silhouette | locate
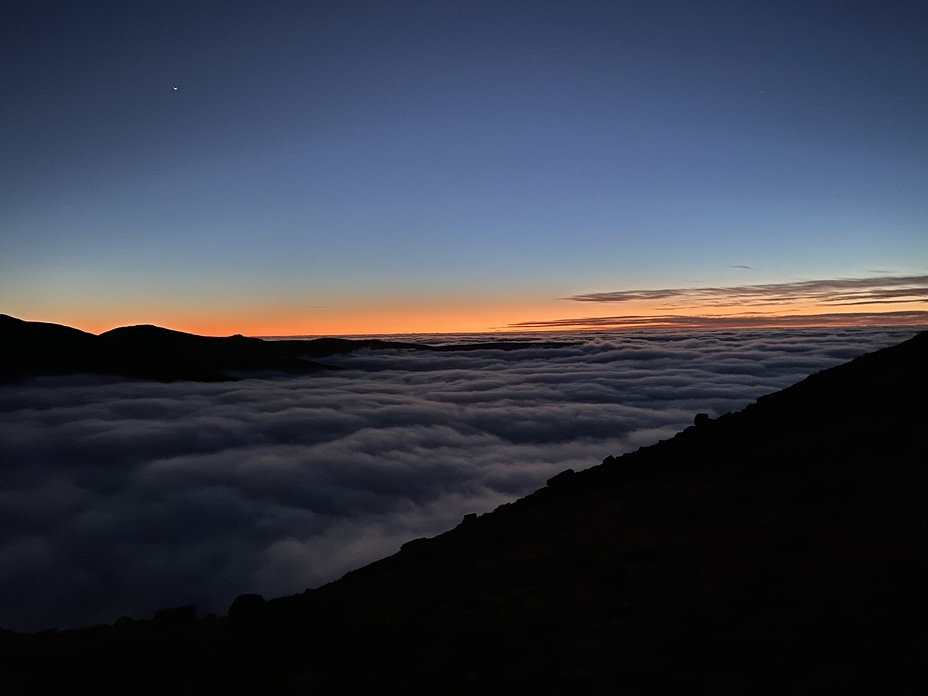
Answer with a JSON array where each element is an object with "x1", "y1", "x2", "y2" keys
[{"x1": 0, "y1": 315, "x2": 578, "y2": 383}]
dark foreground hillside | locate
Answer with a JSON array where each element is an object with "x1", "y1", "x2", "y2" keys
[{"x1": 1, "y1": 330, "x2": 926, "y2": 694}]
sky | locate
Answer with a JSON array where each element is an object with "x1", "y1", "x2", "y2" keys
[
  {"x1": 0, "y1": 325, "x2": 916, "y2": 631},
  {"x1": 2, "y1": 1, "x2": 927, "y2": 335}
]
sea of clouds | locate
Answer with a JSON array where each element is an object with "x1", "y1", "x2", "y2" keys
[{"x1": 0, "y1": 327, "x2": 918, "y2": 631}]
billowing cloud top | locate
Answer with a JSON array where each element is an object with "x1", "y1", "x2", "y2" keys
[{"x1": 0, "y1": 327, "x2": 917, "y2": 631}]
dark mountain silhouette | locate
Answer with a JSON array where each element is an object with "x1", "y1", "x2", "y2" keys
[
  {"x1": 0, "y1": 314, "x2": 577, "y2": 382},
  {"x1": 1, "y1": 328, "x2": 926, "y2": 694}
]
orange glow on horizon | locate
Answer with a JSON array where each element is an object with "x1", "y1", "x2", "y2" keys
[
  {"x1": 19, "y1": 297, "x2": 565, "y2": 337},
  {"x1": 16, "y1": 296, "x2": 928, "y2": 338}
]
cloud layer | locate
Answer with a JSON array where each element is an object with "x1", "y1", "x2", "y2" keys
[{"x1": 0, "y1": 327, "x2": 916, "y2": 631}]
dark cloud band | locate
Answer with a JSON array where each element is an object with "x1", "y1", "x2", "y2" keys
[
  {"x1": 509, "y1": 310, "x2": 928, "y2": 331},
  {"x1": 566, "y1": 275, "x2": 928, "y2": 307}
]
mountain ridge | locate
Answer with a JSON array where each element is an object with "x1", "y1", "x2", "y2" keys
[{"x1": 0, "y1": 314, "x2": 578, "y2": 382}]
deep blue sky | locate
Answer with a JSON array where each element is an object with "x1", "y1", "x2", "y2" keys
[{"x1": 2, "y1": 1, "x2": 926, "y2": 334}]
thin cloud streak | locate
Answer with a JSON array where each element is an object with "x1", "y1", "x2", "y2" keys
[
  {"x1": 509, "y1": 311, "x2": 928, "y2": 331},
  {"x1": 567, "y1": 275, "x2": 928, "y2": 307}
]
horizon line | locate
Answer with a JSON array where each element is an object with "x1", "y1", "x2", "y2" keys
[{"x1": 5, "y1": 309, "x2": 928, "y2": 340}]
